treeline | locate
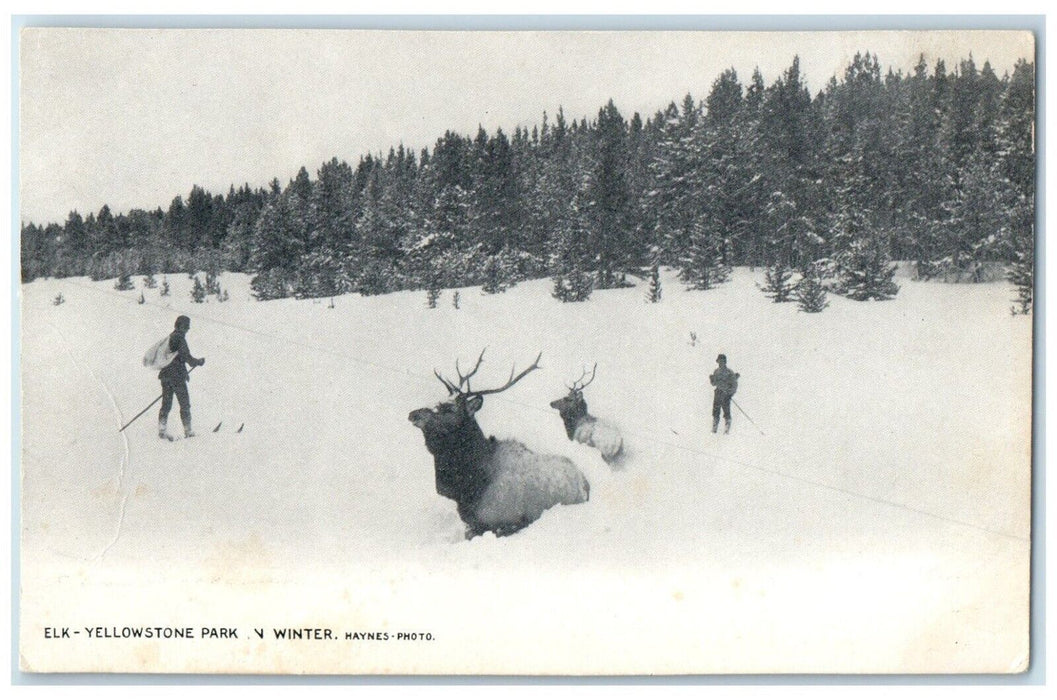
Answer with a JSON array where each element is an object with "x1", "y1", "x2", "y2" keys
[{"x1": 21, "y1": 52, "x2": 1035, "y2": 305}]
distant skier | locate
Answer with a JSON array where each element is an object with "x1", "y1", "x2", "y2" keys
[
  {"x1": 709, "y1": 354, "x2": 739, "y2": 434},
  {"x1": 158, "y1": 315, "x2": 205, "y2": 440}
]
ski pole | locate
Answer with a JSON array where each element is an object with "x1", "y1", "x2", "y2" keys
[
  {"x1": 731, "y1": 397, "x2": 765, "y2": 435},
  {"x1": 118, "y1": 365, "x2": 196, "y2": 433}
]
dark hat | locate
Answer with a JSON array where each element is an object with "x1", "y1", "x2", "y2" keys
[
  {"x1": 716, "y1": 354, "x2": 727, "y2": 363},
  {"x1": 175, "y1": 315, "x2": 191, "y2": 330}
]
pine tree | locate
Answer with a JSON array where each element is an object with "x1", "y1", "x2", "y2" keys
[
  {"x1": 647, "y1": 100, "x2": 699, "y2": 273},
  {"x1": 567, "y1": 267, "x2": 594, "y2": 301},
  {"x1": 143, "y1": 272, "x2": 157, "y2": 289},
  {"x1": 248, "y1": 189, "x2": 308, "y2": 299},
  {"x1": 114, "y1": 272, "x2": 134, "y2": 291},
  {"x1": 551, "y1": 267, "x2": 593, "y2": 302},
  {"x1": 356, "y1": 259, "x2": 395, "y2": 296},
  {"x1": 426, "y1": 286, "x2": 441, "y2": 308},
  {"x1": 645, "y1": 264, "x2": 662, "y2": 303},
  {"x1": 294, "y1": 249, "x2": 355, "y2": 299},
  {"x1": 160, "y1": 278, "x2": 170, "y2": 297},
  {"x1": 679, "y1": 218, "x2": 732, "y2": 291},
  {"x1": 138, "y1": 292, "x2": 145, "y2": 304},
  {"x1": 997, "y1": 59, "x2": 1035, "y2": 314},
  {"x1": 452, "y1": 290, "x2": 461, "y2": 309},
  {"x1": 587, "y1": 100, "x2": 632, "y2": 288},
  {"x1": 759, "y1": 263, "x2": 798, "y2": 302},
  {"x1": 191, "y1": 276, "x2": 207, "y2": 303},
  {"x1": 480, "y1": 254, "x2": 508, "y2": 294},
  {"x1": 551, "y1": 274, "x2": 567, "y2": 301},
  {"x1": 205, "y1": 270, "x2": 222, "y2": 296},
  {"x1": 1008, "y1": 226, "x2": 1033, "y2": 315},
  {"x1": 835, "y1": 237, "x2": 899, "y2": 301},
  {"x1": 796, "y1": 264, "x2": 830, "y2": 312},
  {"x1": 251, "y1": 267, "x2": 293, "y2": 300}
]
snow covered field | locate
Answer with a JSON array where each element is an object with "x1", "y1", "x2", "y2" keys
[{"x1": 18, "y1": 268, "x2": 1032, "y2": 674}]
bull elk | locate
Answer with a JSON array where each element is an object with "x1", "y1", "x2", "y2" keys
[
  {"x1": 408, "y1": 350, "x2": 590, "y2": 538},
  {"x1": 550, "y1": 364, "x2": 624, "y2": 465}
]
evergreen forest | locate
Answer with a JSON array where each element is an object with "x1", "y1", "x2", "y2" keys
[{"x1": 20, "y1": 53, "x2": 1036, "y2": 308}]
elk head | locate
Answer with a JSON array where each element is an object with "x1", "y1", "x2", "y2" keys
[
  {"x1": 549, "y1": 363, "x2": 596, "y2": 413},
  {"x1": 409, "y1": 349, "x2": 543, "y2": 447}
]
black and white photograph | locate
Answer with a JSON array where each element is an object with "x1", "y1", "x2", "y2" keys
[{"x1": 15, "y1": 22, "x2": 1036, "y2": 676}]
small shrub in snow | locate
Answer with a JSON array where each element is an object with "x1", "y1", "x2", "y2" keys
[
  {"x1": 645, "y1": 264, "x2": 662, "y2": 303},
  {"x1": 190, "y1": 276, "x2": 207, "y2": 303},
  {"x1": 114, "y1": 272, "x2": 134, "y2": 291},
  {"x1": 426, "y1": 286, "x2": 441, "y2": 308},
  {"x1": 759, "y1": 262, "x2": 798, "y2": 303},
  {"x1": 160, "y1": 279, "x2": 170, "y2": 297},
  {"x1": 205, "y1": 271, "x2": 222, "y2": 296},
  {"x1": 52, "y1": 293, "x2": 65, "y2": 306},
  {"x1": 796, "y1": 275, "x2": 829, "y2": 313}
]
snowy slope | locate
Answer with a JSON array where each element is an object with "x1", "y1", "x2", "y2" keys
[{"x1": 18, "y1": 269, "x2": 1032, "y2": 674}]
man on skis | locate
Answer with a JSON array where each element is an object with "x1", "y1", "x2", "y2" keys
[
  {"x1": 709, "y1": 353, "x2": 739, "y2": 434},
  {"x1": 158, "y1": 315, "x2": 205, "y2": 440}
]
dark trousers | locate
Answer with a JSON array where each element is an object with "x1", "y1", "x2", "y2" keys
[
  {"x1": 159, "y1": 378, "x2": 191, "y2": 426},
  {"x1": 712, "y1": 392, "x2": 732, "y2": 423}
]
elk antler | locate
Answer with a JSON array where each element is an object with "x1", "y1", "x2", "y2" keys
[
  {"x1": 455, "y1": 348, "x2": 487, "y2": 393},
  {"x1": 433, "y1": 368, "x2": 460, "y2": 395},
  {"x1": 435, "y1": 348, "x2": 496, "y2": 396},
  {"x1": 468, "y1": 351, "x2": 544, "y2": 398},
  {"x1": 436, "y1": 350, "x2": 541, "y2": 399},
  {"x1": 567, "y1": 363, "x2": 598, "y2": 392}
]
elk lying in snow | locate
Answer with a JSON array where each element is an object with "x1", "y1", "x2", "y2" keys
[
  {"x1": 408, "y1": 350, "x2": 590, "y2": 538},
  {"x1": 549, "y1": 364, "x2": 624, "y2": 465}
]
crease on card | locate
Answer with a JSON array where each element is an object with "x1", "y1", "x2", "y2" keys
[{"x1": 46, "y1": 319, "x2": 133, "y2": 559}]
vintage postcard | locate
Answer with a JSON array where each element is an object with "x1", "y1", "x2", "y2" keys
[{"x1": 16, "y1": 25, "x2": 1035, "y2": 675}]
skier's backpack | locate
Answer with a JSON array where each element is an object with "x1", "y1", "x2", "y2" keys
[{"x1": 143, "y1": 335, "x2": 177, "y2": 370}]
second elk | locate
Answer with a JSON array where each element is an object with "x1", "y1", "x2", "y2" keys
[
  {"x1": 408, "y1": 351, "x2": 590, "y2": 538},
  {"x1": 550, "y1": 364, "x2": 624, "y2": 465}
]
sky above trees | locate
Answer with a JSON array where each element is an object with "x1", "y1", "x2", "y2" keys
[{"x1": 19, "y1": 27, "x2": 1034, "y2": 224}]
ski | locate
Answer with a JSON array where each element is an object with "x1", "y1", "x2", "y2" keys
[{"x1": 158, "y1": 422, "x2": 244, "y2": 441}]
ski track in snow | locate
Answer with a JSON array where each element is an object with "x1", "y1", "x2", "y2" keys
[{"x1": 44, "y1": 318, "x2": 135, "y2": 561}]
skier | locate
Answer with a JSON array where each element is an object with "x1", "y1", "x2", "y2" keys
[
  {"x1": 158, "y1": 315, "x2": 205, "y2": 440},
  {"x1": 709, "y1": 353, "x2": 739, "y2": 434}
]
